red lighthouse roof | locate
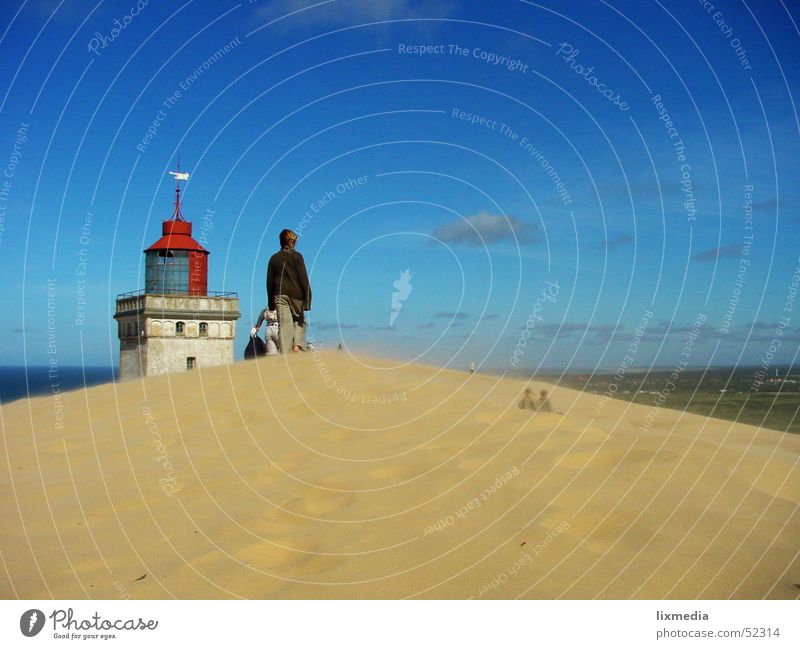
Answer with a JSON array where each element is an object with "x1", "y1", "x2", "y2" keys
[
  {"x1": 145, "y1": 219, "x2": 207, "y2": 253},
  {"x1": 144, "y1": 171, "x2": 208, "y2": 254}
]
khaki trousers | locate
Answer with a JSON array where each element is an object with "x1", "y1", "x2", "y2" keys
[{"x1": 275, "y1": 295, "x2": 306, "y2": 352}]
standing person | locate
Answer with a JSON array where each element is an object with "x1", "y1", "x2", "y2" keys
[
  {"x1": 252, "y1": 308, "x2": 280, "y2": 355},
  {"x1": 267, "y1": 229, "x2": 312, "y2": 353},
  {"x1": 518, "y1": 387, "x2": 537, "y2": 410},
  {"x1": 537, "y1": 389, "x2": 552, "y2": 412}
]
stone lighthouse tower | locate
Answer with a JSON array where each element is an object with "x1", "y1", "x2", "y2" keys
[{"x1": 114, "y1": 168, "x2": 240, "y2": 379}]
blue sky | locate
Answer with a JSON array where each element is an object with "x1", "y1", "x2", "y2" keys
[{"x1": 1, "y1": 0, "x2": 798, "y2": 371}]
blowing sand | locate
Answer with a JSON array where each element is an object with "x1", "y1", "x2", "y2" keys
[{"x1": 1, "y1": 352, "x2": 798, "y2": 599}]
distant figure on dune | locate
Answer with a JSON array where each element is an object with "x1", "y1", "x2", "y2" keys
[
  {"x1": 252, "y1": 308, "x2": 280, "y2": 355},
  {"x1": 537, "y1": 389, "x2": 552, "y2": 412},
  {"x1": 469, "y1": 362, "x2": 476, "y2": 374},
  {"x1": 518, "y1": 387, "x2": 538, "y2": 410},
  {"x1": 518, "y1": 387, "x2": 555, "y2": 413},
  {"x1": 267, "y1": 229, "x2": 312, "y2": 353}
]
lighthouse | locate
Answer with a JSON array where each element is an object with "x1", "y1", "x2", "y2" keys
[{"x1": 114, "y1": 168, "x2": 240, "y2": 379}]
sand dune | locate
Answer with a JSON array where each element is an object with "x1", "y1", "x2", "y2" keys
[{"x1": 1, "y1": 351, "x2": 798, "y2": 599}]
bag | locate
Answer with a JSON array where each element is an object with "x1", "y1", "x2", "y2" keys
[{"x1": 244, "y1": 334, "x2": 267, "y2": 359}]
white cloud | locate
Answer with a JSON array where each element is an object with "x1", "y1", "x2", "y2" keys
[{"x1": 431, "y1": 210, "x2": 538, "y2": 246}]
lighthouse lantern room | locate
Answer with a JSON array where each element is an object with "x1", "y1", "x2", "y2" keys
[{"x1": 114, "y1": 168, "x2": 240, "y2": 379}]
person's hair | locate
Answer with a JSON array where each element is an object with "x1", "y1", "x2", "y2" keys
[
  {"x1": 540, "y1": 390, "x2": 548, "y2": 396},
  {"x1": 279, "y1": 229, "x2": 298, "y2": 249}
]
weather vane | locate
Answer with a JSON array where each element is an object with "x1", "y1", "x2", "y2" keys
[{"x1": 167, "y1": 162, "x2": 190, "y2": 220}]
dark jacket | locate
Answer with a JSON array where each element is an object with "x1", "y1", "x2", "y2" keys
[{"x1": 267, "y1": 248, "x2": 312, "y2": 311}]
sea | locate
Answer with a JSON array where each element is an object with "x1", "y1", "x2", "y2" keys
[{"x1": 0, "y1": 366, "x2": 117, "y2": 404}]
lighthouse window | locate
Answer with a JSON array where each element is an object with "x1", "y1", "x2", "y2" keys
[
  {"x1": 176, "y1": 321, "x2": 185, "y2": 335},
  {"x1": 186, "y1": 357, "x2": 196, "y2": 370},
  {"x1": 145, "y1": 250, "x2": 190, "y2": 294},
  {"x1": 199, "y1": 322, "x2": 208, "y2": 337}
]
